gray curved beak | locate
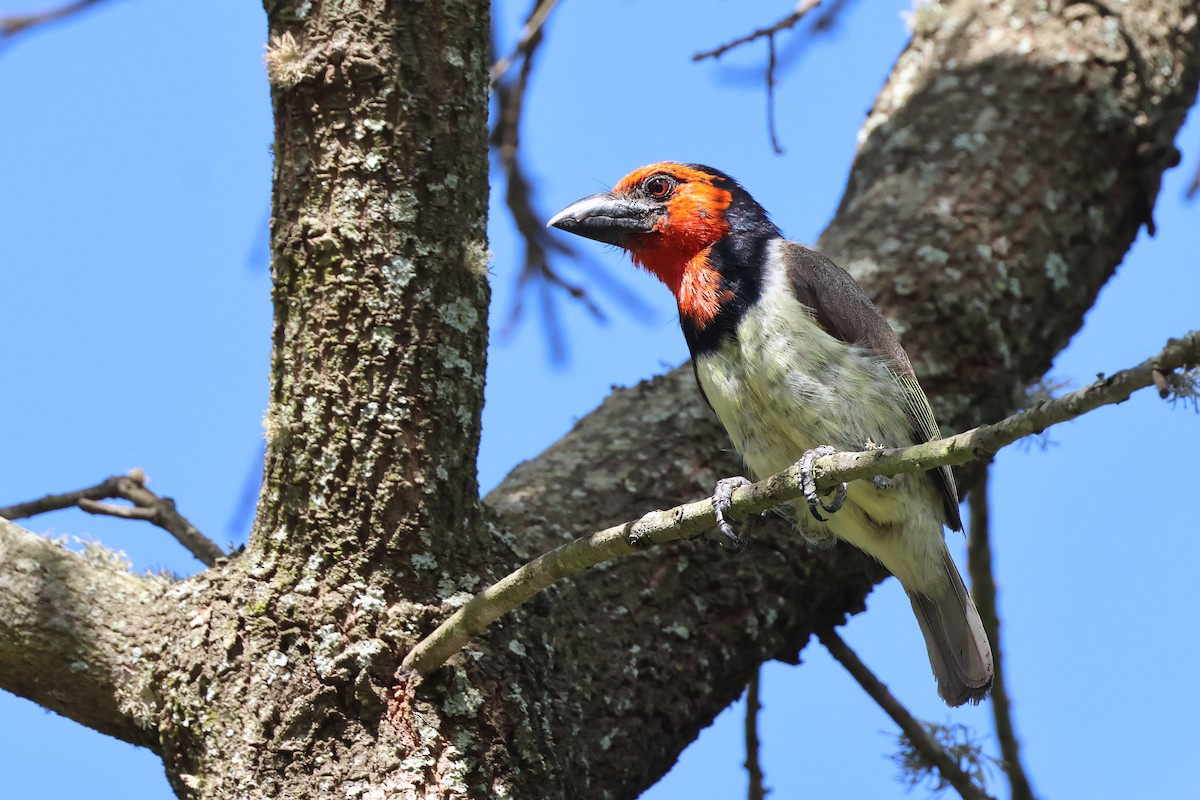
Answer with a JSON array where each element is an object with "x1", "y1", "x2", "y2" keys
[{"x1": 546, "y1": 193, "x2": 660, "y2": 247}]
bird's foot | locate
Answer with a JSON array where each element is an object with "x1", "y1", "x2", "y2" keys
[
  {"x1": 712, "y1": 476, "x2": 753, "y2": 554},
  {"x1": 799, "y1": 446, "x2": 847, "y2": 522}
]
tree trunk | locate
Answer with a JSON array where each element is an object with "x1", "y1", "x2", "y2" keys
[{"x1": 0, "y1": 0, "x2": 1197, "y2": 797}]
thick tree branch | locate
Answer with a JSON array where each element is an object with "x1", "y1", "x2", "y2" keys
[
  {"x1": 0, "y1": 469, "x2": 225, "y2": 567},
  {"x1": 405, "y1": 330, "x2": 1199, "y2": 674},
  {"x1": 4, "y1": 1, "x2": 1196, "y2": 796},
  {"x1": 822, "y1": 1, "x2": 1200, "y2": 432},
  {"x1": 819, "y1": 629, "x2": 993, "y2": 800},
  {"x1": 0, "y1": 518, "x2": 158, "y2": 747},
  {"x1": 968, "y1": 466, "x2": 1036, "y2": 800},
  {"x1": 459, "y1": 4, "x2": 1200, "y2": 791}
]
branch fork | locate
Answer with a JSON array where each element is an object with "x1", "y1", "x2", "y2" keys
[{"x1": 0, "y1": 468, "x2": 225, "y2": 566}]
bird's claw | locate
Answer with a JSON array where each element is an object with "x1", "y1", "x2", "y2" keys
[
  {"x1": 799, "y1": 445, "x2": 847, "y2": 522},
  {"x1": 712, "y1": 476, "x2": 753, "y2": 554}
]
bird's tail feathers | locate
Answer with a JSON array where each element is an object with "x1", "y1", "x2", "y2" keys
[{"x1": 906, "y1": 552, "x2": 994, "y2": 707}]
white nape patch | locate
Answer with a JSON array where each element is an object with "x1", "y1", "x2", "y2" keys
[{"x1": 695, "y1": 240, "x2": 948, "y2": 593}]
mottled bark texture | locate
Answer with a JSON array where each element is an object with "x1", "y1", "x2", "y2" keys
[
  {"x1": 483, "y1": 0, "x2": 1200, "y2": 796},
  {"x1": 0, "y1": 0, "x2": 1196, "y2": 798},
  {"x1": 825, "y1": 0, "x2": 1199, "y2": 430},
  {"x1": 0, "y1": 519, "x2": 161, "y2": 747}
]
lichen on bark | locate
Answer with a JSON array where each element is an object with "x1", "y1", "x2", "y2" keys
[{"x1": 0, "y1": 0, "x2": 1197, "y2": 797}]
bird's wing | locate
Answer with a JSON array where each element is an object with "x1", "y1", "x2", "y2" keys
[{"x1": 781, "y1": 242, "x2": 962, "y2": 530}]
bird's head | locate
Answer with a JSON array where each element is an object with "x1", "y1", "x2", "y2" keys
[{"x1": 548, "y1": 163, "x2": 774, "y2": 315}]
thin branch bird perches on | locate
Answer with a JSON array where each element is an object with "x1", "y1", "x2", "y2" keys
[{"x1": 400, "y1": 330, "x2": 1199, "y2": 676}]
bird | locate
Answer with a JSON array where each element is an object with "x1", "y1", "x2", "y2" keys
[{"x1": 547, "y1": 162, "x2": 993, "y2": 706}]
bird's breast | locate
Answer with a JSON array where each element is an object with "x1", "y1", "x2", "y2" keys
[
  {"x1": 692, "y1": 241, "x2": 950, "y2": 592},
  {"x1": 694, "y1": 256, "x2": 912, "y2": 480}
]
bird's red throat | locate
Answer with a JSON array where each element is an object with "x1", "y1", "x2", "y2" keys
[
  {"x1": 633, "y1": 247, "x2": 728, "y2": 329},
  {"x1": 627, "y1": 181, "x2": 733, "y2": 329}
]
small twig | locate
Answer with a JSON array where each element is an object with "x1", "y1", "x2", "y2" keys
[
  {"x1": 0, "y1": 0, "x2": 106, "y2": 40},
  {"x1": 0, "y1": 474, "x2": 128, "y2": 518},
  {"x1": 400, "y1": 330, "x2": 1199, "y2": 675},
  {"x1": 490, "y1": 0, "x2": 560, "y2": 87},
  {"x1": 808, "y1": 0, "x2": 853, "y2": 35},
  {"x1": 693, "y1": 0, "x2": 856, "y2": 155},
  {"x1": 78, "y1": 499, "x2": 158, "y2": 521},
  {"x1": 693, "y1": 0, "x2": 821, "y2": 62},
  {"x1": 0, "y1": 469, "x2": 225, "y2": 566},
  {"x1": 745, "y1": 667, "x2": 768, "y2": 800},
  {"x1": 967, "y1": 466, "x2": 1036, "y2": 800},
  {"x1": 818, "y1": 629, "x2": 994, "y2": 800},
  {"x1": 692, "y1": 0, "x2": 820, "y2": 155},
  {"x1": 765, "y1": 35, "x2": 784, "y2": 154},
  {"x1": 491, "y1": 0, "x2": 652, "y2": 360},
  {"x1": 491, "y1": 0, "x2": 584, "y2": 362}
]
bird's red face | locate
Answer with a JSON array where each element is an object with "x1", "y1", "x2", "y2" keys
[{"x1": 548, "y1": 162, "x2": 735, "y2": 326}]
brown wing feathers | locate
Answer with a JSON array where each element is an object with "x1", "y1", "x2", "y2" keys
[{"x1": 782, "y1": 243, "x2": 962, "y2": 530}]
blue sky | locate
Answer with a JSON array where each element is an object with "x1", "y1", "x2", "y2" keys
[{"x1": 1, "y1": 1, "x2": 1197, "y2": 797}]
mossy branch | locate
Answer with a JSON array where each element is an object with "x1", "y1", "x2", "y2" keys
[{"x1": 401, "y1": 330, "x2": 1199, "y2": 675}]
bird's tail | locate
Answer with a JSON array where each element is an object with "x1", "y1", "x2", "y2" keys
[{"x1": 906, "y1": 551, "x2": 994, "y2": 707}]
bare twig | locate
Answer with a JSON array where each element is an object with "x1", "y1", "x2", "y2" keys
[
  {"x1": 692, "y1": 0, "x2": 859, "y2": 154},
  {"x1": 808, "y1": 0, "x2": 853, "y2": 35},
  {"x1": 745, "y1": 667, "x2": 767, "y2": 800},
  {"x1": 0, "y1": 473, "x2": 130, "y2": 518},
  {"x1": 1, "y1": 0, "x2": 106, "y2": 40},
  {"x1": 766, "y1": 35, "x2": 784, "y2": 155},
  {"x1": 0, "y1": 469, "x2": 225, "y2": 566},
  {"x1": 400, "y1": 330, "x2": 1199, "y2": 675},
  {"x1": 490, "y1": 0, "x2": 560, "y2": 87},
  {"x1": 491, "y1": 0, "x2": 652, "y2": 360},
  {"x1": 693, "y1": 0, "x2": 820, "y2": 155},
  {"x1": 78, "y1": 499, "x2": 158, "y2": 520},
  {"x1": 1185, "y1": 129, "x2": 1200, "y2": 199},
  {"x1": 491, "y1": 0, "x2": 589, "y2": 362},
  {"x1": 819, "y1": 629, "x2": 994, "y2": 800},
  {"x1": 492, "y1": 74, "x2": 588, "y2": 361},
  {"x1": 693, "y1": 0, "x2": 821, "y2": 62},
  {"x1": 967, "y1": 466, "x2": 1036, "y2": 800}
]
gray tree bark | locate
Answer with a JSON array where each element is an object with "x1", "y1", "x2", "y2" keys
[{"x1": 1, "y1": 0, "x2": 1197, "y2": 797}]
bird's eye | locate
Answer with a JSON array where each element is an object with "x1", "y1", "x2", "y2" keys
[{"x1": 644, "y1": 175, "x2": 675, "y2": 200}]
